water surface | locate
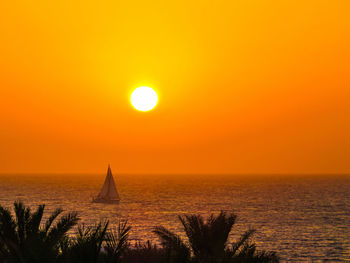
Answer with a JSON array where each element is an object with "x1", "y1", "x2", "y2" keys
[{"x1": 0, "y1": 174, "x2": 349, "y2": 262}]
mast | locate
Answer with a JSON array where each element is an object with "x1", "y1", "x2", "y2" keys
[
  {"x1": 107, "y1": 165, "x2": 119, "y2": 200},
  {"x1": 106, "y1": 164, "x2": 112, "y2": 197}
]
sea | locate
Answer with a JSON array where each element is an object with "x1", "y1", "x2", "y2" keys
[{"x1": 0, "y1": 174, "x2": 349, "y2": 262}]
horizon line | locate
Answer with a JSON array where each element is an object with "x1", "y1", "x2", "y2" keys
[{"x1": 0, "y1": 172, "x2": 349, "y2": 176}]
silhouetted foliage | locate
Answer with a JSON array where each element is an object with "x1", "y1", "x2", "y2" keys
[
  {"x1": 229, "y1": 243, "x2": 279, "y2": 263},
  {"x1": 123, "y1": 241, "x2": 165, "y2": 263},
  {"x1": 60, "y1": 221, "x2": 109, "y2": 263},
  {"x1": 153, "y1": 225, "x2": 191, "y2": 263},
  {"x1": 0, "y1": 201, "x2": 79, "y2": 263},
  {"x1": 104, "y1": 220, "x2": 131, "y2": 263},
  {"x1": 0, "y1": 202, "x2": 279, "y2": 263},
  {"x1": 153, "y1": 211, "x2": 279, "y2": 263}
]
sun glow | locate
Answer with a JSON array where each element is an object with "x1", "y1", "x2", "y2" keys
[{"x1": 131, "y1": 86, "x2": 158, "y2": 112}]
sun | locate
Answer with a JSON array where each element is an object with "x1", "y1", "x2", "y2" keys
[{"x1": 131, "y1": 86, "x2": 158, "y2": 112}]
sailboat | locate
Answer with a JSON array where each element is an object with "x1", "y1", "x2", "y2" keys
[{"x1": 92, "y1": 165, "x2": 120, "y2": 203}]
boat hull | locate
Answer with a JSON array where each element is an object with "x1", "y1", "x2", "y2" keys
[{"x1": 92, "y1": 198, "x2": 120, "y2": 204}]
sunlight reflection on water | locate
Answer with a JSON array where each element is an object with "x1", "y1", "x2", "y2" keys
[{"x1": 0, "y1": 174, "x2": 349, "y2": 262}]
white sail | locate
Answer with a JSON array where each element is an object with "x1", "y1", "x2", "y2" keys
[{"x1": 94, "y1": 165, "x2": 120, "y2": 202}]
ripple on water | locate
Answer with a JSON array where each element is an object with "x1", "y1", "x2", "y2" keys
[{"x1": 0, "y1": 174, "x2": 349, "y2": 262}]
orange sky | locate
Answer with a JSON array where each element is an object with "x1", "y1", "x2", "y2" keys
[{"x1": 1, "y1": 0, "x2": 349, "y2": 174}]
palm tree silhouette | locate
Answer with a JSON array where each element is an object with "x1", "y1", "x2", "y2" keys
[
  {"x1": 104, "y1": 220, "x2": 131, "y2": 263},
  {"x1": 0, "y1": 201, "x2": 79, "y2": 263},
  {"x1": 61, "y1": 221, "x2": 109, "y2": 263},
  {"x1": 0, "y1": 203, "x2": 279, "y2": 263},
  {"x1": 154, "y1": 211, "x2": 279, "y2": 263},
  {"x1": 61, "y1": 220, "x2": 131, "y2": 263}
]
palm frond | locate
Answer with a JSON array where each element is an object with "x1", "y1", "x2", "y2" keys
[
  {"x1": 0, "y1": 205, "x2": 17, "y2": 242},
  {"x1": 27, "y1": 204, "x2": 45, "y2": 235},
  {"x1": 14, "y1": 201, "x2": 29, "y2": 244},
  {"x1": 105, "y1": 220, "x2": 131, "y2": 254},
  {"x1": 44, "y1": 208, "x2": 63, "y2": 234},
  {"x1": 231, "y1": 228, "x2": 255, "y2": 255},
  {"x1": 64, "y1": 221, "x2": 109, "y2": 263},
  {"x1": 254, "y1": 250, "x2": 279, "y2": 263},
  {"x1": 0, "y1": 205, "x2": 18, "y2": 257},
  {"x1": 153, "y1": 225, "x2": 190, "y2": 263},
  {"x1": 97, "y1": 220, "x2": 109, "y2": 253},
  {"x1": 153, "y1": 226, "x2": 185, "y2": 250},
  {"x1": 46, "y1": 212, "x2": 79, "y2": 246},
  {"x1": 178, "y1": 212, "x2": 239, "y2": 262}
]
